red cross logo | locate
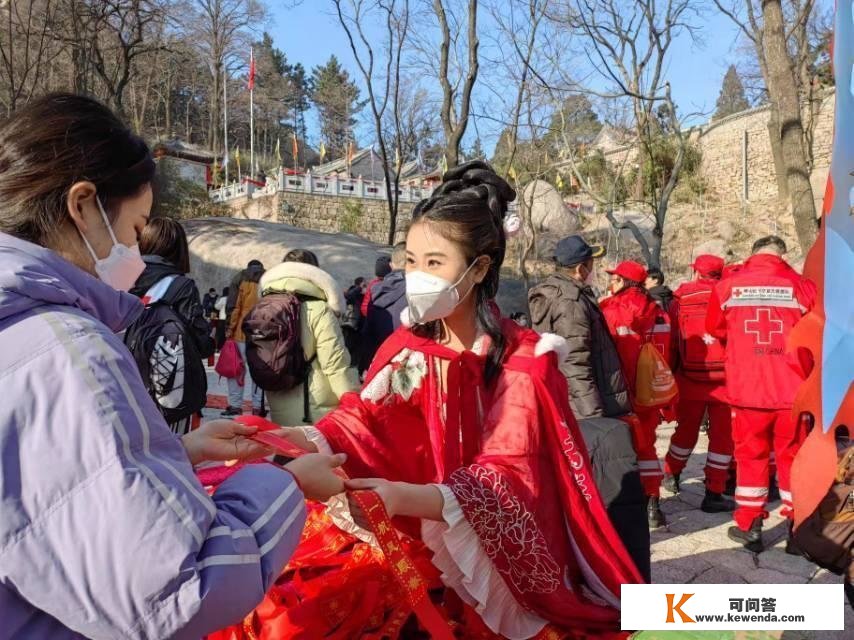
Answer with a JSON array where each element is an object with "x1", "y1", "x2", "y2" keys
[{"x1": 744, "y1": 309, "x2": 784, "y2": 345}]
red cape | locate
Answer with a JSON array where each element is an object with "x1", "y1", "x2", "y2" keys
[{"x1": 316, "y1": 319, "x2": 644, "y2": 632}]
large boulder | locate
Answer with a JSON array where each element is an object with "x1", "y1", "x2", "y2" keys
[
  {"x1": 183, "y1": 217, "x2": 389, "y2": 294},
  {"x1": 523, "y1": 180, "x2": 579, "y2": 236}
]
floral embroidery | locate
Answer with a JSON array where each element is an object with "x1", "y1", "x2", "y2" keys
[
  {"x1": 360, "y1": 349, "x2": 428, "y2": 404},
  {"x1": 449, "y1": 465, "x2": 561, "y2": 594},
  {"x1": 390, "y1": 351, "x2": 427, "y2": 400}
]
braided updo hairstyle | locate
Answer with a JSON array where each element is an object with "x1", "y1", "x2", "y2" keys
[{"x1": 410, "y1": 160, "x2": 516, "y2": 384}]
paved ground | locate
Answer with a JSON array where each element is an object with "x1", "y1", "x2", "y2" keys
[
  {"x1": 650, "y1": 422, "x2": 852, "y2": 638},
  {"x1": 202, "y1": 369, "x2": 851, "y2": 637}
]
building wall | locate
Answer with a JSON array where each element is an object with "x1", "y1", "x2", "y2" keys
[{"x1": 221, "y1": 190, "x2": 416, "y2": 245}]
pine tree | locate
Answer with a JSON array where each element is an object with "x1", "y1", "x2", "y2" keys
[
  {"x1": 713, "y1": 65, "x2": 750, "y2": 120},
  {"x1": 310, "y1": 56, "x2": 364, "y2": 159},
  {"x1": 468, "y1": 137, "x2": 486, "y2": 161}
]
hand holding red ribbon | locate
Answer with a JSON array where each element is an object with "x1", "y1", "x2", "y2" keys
[{"x1": 220, "y1": 415, "x2": 456, "y2": 640}]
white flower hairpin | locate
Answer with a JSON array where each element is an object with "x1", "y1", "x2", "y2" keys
[{"x1": 503, "y1": 213, "x2": 522, "y2": 237}]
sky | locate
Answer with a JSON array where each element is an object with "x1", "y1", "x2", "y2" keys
[{"x1": 265, "y1": 2, "x2": 822, "y2": 157}]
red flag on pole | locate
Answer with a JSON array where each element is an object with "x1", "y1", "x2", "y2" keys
[{"x1": 248, "y1": 48, "x2": 256, "y2": 90}]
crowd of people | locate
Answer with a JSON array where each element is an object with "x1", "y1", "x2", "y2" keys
[
  {"x1": 530, "y1": 232, "x2": 816, "y2": 556},
  {"x1": 0, "y1": 92, "x2": 843, "y2": 640}
]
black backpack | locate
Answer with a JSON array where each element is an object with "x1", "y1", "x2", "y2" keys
[
  {"x1": 124, "y1": 276, "x2": 208, "y2": 428},
  {"x1": 243, "y1": 293, "x2": 317, "y2": 422}
]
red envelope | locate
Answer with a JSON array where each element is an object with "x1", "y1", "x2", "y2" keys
[{"x1": 235, "y1": 415, "x2": 308, "y2": 458}]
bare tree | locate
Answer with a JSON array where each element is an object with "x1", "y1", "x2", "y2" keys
[
  {"x1": 187, "y1": 0, "x2": 264, "y2": 153},
  {"x1": 713, "y1": 0, "x2": 819, "y2": 252},
  {"x1": 87, "y1": 0, "x2": 169, "y2": 121},
  {"x1": 433, "y1": 0, "x2": 479, "y2": 168},
  {"x1": 0, "y1": 0, "x2": 55, "y2": 115},
  {"x1": 484, "y1": 0, "x2": 551, "y2": 286},
  {"x1": 333, "y1": 0, "x2": 411, "y2": 245},
  {"x1": 546, "y1": 0, "x2": 698, "y2": 268}
]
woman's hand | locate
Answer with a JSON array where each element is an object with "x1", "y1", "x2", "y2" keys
[
  {"x1": 345, "y1": 478, "x2": 406, "y2": 529},
  {"x1": 277, "y1": 426, "x2": 319, "y2": 453},
  {"x1": 285, "y1": 453, "x2": 347, "y2": 501},
  {"x1": 345, "y1": 479, "x2": 445, "y2": 527},
  {"x1": 182, "y1": 419, "x2": 276, "y2": 466}
]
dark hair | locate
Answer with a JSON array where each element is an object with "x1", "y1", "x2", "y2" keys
[
  {"x1": 209, "y1": 287, "x2": 216, "y2": 293},
  {"x1": 355, "y1": 276, "x2": 366, "y2": 286},
  {"x1": 284, "y1": 249, "x2": 319, "y2": 266},
  {"x1": 248, "y1": 259, "x2": 264, "y2": 268},
  {"x1": 222, "y1": 286, "x2": 230, "y2": 296},
  {"x1": 410, "y1": 160, "x2": 516, "y2": 384},
  {"x1": 623, "y1": 278, "x2": 644, "y2": 289},
  {"x1": 139, "y1": 217, "x2": 191, "y2": 273},
  {"x1": 752, "y1": 235, "x2": 787, "y2": 255},
  {"x1": 0, "y1": 93, "x2": 155, "y2": 247},
  {"x1": 375, "y1": 255, "x2": 392, "y2": 278},
  {"x1": 246, "y1": 265, "x2": 264, "y2": 282},
  {"x1": 646, "y1": 267, "x2": 664, "y2": 286}
]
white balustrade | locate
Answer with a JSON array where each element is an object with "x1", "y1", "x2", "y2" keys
[{"x1": 210, "y1": 170, "x2": 435, "y2": 204}]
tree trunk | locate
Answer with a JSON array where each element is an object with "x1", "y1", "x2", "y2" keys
[
  {"x1": 766, "y1": 104, "x2": 789, "y2": 198},
  {"x1": 760, "y1": 0, "x2": 818, "y2": 251},
  {"x1": 210, "y1": 60, "x2": 222, "y2": 153}
]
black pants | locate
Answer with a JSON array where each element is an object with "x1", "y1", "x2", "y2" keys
[{"x1": 578, "y1": 416, "x2": 652, "y2": 582}]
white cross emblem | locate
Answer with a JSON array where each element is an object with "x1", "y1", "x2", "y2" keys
[{"x1": 744, "y1": 309, "x2": 784, "y2": 345}]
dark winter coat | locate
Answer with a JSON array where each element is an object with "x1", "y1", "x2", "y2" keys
[
  {"x1": 529, "y1": 273, "x2": 631, "y2": 419},
  {"x1": 130, "y1": 255, "x2": 215, "y2": 359},
  {"x1": 202, "y1": 292, "x2": 218, "y2": 316},
  {"x1": 361, "y1": 270, "x2": 407, "y2": 369},
  {"x1": 648, "y1": 284, "x2": 675, "y2": 312},
  {"x1": 577, "y1": 416, "x2": 651, "y2": 582}
]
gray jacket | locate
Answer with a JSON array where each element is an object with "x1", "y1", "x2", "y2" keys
[{"x1": 529, "y1": 273, "x2": 631, "y2": 419}]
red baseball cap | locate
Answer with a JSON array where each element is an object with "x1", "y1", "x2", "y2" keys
[
  {"x1": 606, "y1": 260, "x2": 648, "y2": 283},
  {"x1": 691, "y1": 254, "x2": 725, "y2": 277}
]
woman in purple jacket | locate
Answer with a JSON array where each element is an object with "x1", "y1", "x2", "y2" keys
[{"x1": 0, "y1": 94, "x2": 345, "y2": 640}]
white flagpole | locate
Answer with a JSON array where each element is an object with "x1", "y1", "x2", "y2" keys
[
  {"x1": 223, "y1": 67, "x2": 229, "y2": 186},
  {"x1": 249, "y1": 47, "x2": 255, "y2": 179}
]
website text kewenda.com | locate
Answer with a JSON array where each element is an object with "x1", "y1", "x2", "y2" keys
[{"x1": 694, "y1": 614, "x2": 807, "y2": 623}]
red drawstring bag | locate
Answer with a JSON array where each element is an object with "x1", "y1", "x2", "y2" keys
[{"x1": 215, "y1": 339, "x2": 245, "y2": 386}]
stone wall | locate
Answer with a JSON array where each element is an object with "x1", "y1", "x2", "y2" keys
[
  {"x1": 697, "y1": 89, "x2": 834, "y2": 210},
  {"x1": 221, "y1": 190, "x2": 416, "y2": 245},
  {"x1": 597, "y1": 89, "x2": 835, "y2": 212}
]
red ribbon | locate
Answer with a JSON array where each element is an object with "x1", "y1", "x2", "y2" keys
[
  {"x1": 442, "y1": 351, "x2": 485, "y2": 481},
  {"x1": 227, "y1": 415, "x2": 454, "y2": 640}
]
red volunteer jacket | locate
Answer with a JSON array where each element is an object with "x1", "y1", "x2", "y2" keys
[
  {"x1": 600, "y1": 286, "x2": 668, "y2": 394},
  {"x1": 705, "y1": 254, "x2": 815, "y2": 410},
  {"x1": 669, "y1": 278, "x2": 728, "y2": 403}
]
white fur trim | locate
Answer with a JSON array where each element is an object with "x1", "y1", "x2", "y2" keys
[
  {"x1": 260, "y1": 261, "x2": 345, "y2": 315},
  {"x1": 399, "y1": 306, "x2": 412, "y2": 328},
  {"x1": 534, "y1": 333, "x2": 569, "y2": 362}
]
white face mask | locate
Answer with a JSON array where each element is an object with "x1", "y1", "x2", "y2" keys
[
  {"x1": 405, "y1": 260, "x2": 479, "y2": 325},
  {"x1": 77, "y1": 196, "x2": 146, "y2": 292}
]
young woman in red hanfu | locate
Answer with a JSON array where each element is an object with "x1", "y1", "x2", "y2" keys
[{"x1": 214, "y1": 161, "x2": 644, "y2": 640}]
